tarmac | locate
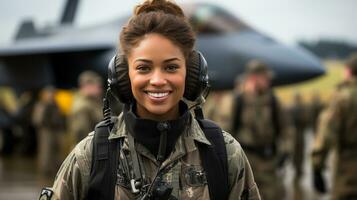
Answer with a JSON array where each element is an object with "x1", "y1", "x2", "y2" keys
[
  {"x1": 0, "y1": 155, "x2": 48, "y2": 200},
  {"x1": 0, "y1": 129, "x2": 332, "y2": 200}
]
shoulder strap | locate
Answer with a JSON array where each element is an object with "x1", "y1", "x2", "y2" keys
[
  {"x1": 88, "y1": 118, "x2": 119, "y2": 200},
  {"x1": 197, "y1": 119, "x2": 229, "y2": 200}
]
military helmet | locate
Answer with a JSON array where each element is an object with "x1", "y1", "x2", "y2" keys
[
  {"x1": 346, "y1": 52, "x2": 357, "y2": 75},
  {"x1": 78, "y1": 70, "x2": 103, "y2": 86},
  {"x1": 244, "y1": 59, "x2": 274, "y2": 78}
]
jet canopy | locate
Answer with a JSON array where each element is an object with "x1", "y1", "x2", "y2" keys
[{"x1": 187, "y1": 3, "x2": 252, "y2": 34}]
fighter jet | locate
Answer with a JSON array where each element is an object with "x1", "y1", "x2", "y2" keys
[{"x1": 0, "y1": 0, "x2": 325, "y2": 92}]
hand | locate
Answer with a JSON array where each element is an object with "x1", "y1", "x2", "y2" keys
[{"x1": 313, "y1": 169, "x2": 327, "y2": 193}]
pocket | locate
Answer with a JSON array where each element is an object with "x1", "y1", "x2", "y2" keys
[
  {"x1": 181, "y1": 165, "x2": 207, "y2": 188},
  {"x1": 179, "y1": 166, "x2": 210, "y2": 200}
]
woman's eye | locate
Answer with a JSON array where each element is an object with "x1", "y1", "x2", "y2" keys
[
  {"x1": 137, "y1": 65, "x2": 151, "y2": 73},
  {"x1": 166, "y1": 65, "x2": 179, "y2": 72}
]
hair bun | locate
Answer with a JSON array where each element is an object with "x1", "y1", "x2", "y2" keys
[{"x1": 134, "y1": 0, "x2": 184, "y2": 18}]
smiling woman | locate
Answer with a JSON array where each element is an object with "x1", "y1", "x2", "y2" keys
[
  {"x1": 44, "y1": 1, "x2": 261, "y2": 200},
  {"x1": 128, "y1": 33, "x2": 186, "y2": 121}
]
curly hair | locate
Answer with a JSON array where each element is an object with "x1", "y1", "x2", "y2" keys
[{"x1": 119, "y1": 0, "x2": 195, "y2": 59}]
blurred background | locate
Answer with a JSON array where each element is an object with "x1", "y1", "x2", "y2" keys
[{"x1": 0, "y1": 0, "x2": 356, "y2": 199}]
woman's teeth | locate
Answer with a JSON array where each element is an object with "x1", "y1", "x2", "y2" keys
[{"x1": 147, "y1": 92, "x2": 169, "y2": 98}]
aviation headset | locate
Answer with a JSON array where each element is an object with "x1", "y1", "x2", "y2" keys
[{"x1": 107, "y1": 50, "x2": 209, "y2": 104}]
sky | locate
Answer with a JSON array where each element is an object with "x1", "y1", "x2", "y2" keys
[{"x1": 0, "y1": 0, "x2": 356, "y2": 46}]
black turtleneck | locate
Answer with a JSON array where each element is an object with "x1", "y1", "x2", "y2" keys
[{"x1": 123, "y1": 101, "x2": 191, "y2": 160}]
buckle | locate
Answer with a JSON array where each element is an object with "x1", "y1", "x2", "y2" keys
[{"x1": 130, "y1": 179, "x2": 142, "y2": 194}]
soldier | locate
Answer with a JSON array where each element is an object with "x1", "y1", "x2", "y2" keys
[
  {"x1": 288, "y1": 91, "x2": 308, "y2": 183},
  {"x1": 32, "y1": 86, "x2": 65, "y2": 177},
  {"x1": 311, "y1": 53, "x2": 357, "y2": 199},
  {"x1": 231, "y1": 60, "x2": 292, "y2": 200},
  {"x1": 68, "y1": 70, "x2": 103, "y2": 146},
  {"x1": 39, "y1": 0, "x2": 261, "y2": 199}
]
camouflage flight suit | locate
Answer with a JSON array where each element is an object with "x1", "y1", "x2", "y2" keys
[
  {"x1": 232, "y1": 91, "x2": 292, "y2": 200},
  {"x1": 68, "y1": 92, "x2": 102, "y2": 146},
  {"x1": 312, "y1": 78, "x2": 357, "y2": 200},
  {"x1": 46, "y1": 112, "x2": 261, "y2": 200}
]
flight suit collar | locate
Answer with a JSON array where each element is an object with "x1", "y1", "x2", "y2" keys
[
  {"x1": 123, "y1": 102, "x2": 190, "y2": 160},
  {"x1": 108, "y1": 108, "x2": 212, "y2": 164},
  {"x1": 108, "y1": 112, "x2": 126, "y2": 140}
]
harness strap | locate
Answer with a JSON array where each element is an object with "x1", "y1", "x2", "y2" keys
[
  {"x1": 197, "y1": 119, "x2": 229, "y2": 200},
  {"x1": 88, "y1": 119, "x2": 119, "y2": 200}
]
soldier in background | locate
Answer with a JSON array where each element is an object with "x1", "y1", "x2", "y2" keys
[
  {"x1": 288, "y1": 91, "x2": 308, "y2": 184},
  {"x1": 68, "y1": 71, "x2": 103, "y2": 147},
  {"x1": 311, "y1": 53, "x2": 357, "y2": 199},
  {"x1": 32, "y1": 86, "x2": 65, "y2": 177},
  {"x1": 231, "y1": 60, "x2": 292, "y2": 200}
]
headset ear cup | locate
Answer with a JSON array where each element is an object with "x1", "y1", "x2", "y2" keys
[
  {"x1": 108, "y1": 55, "x2": 133, "y2": 104},
  {"x1": 184, "y1": 50, "x2": 208, "y2": 101},
  {"x1": 108, "y1": 56, "x2": 118, "y2": 97}
]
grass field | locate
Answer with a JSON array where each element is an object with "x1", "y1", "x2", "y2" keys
[{"x1": 275, "y1": 59, "x2": 345, "y2": 106}]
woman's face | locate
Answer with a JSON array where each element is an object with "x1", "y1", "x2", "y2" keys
[{"x1": 128, "y1": 33, "x2": 186, "y2": 121}]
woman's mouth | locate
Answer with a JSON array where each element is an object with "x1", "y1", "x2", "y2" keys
[{"x1": 147, "y1": 92, "x2": 169, "y2": 98}]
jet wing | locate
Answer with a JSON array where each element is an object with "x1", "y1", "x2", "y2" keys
[
  {"x1": 0, "y1": 23, "x2": 120, "y2": 57},
  {"x1": 0, "y1": 40, "x2": 112, "y2": 57},
  {"x1": 0, "y1": 21, "x2": 123, "y2": 91}
]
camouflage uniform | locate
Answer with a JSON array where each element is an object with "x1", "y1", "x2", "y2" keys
[
  {"x1": 231, "y1": 60, "x2": 291, "y2": 200},
  {"x1": 68, "y1": 71, "x2": 103, "y2": 146},
  {"x1": 47, "y1": 112, "x2": 261, "y2": 200},
  {"x1": 68, "y1": 93, "x2": 102, "y2": 144},
  {"x1": 232, "y1": 91, "x2": 291, "y2": 200},
  {"x1": 311, "y1": 78, "x2": 357, "y2": 199}
]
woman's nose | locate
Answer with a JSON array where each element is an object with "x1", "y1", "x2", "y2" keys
[{"x1": 149, "y1": 70, "x2": 167, "y2": 86}]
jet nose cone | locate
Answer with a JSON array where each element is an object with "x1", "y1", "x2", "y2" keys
[
  {"x1": 264, "y1": 45, "x2": 326, "y2": 85},
  {"x1": 233, "y1": 31, "x2": 326, "y2": 85},
  {"x1": 196, "y1": 31, "x2": 326, "y2": 90}
]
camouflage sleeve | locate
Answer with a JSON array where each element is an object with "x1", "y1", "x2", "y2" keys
[
  {"x1": 311, "y1": 92, "x2": 345, "y2": 169},
  {"x1": 49, "y1": 133, "x2": 93, "y2": 200},
  {"x1": 223, "y1": 131, "x2": 261, "y2": 200}
]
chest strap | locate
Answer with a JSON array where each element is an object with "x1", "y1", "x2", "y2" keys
[
  {"x1": 197, "y1": 119, "x2": 229, "y2": 200},
  {"x1": 88, "y1": 118, "x2": 119, "y2": 200}
]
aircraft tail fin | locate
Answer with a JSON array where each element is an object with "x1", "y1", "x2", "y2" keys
[
  {"x1": 60, "y1": 0, "x2": 79, "y2": 24},
  {"x1": 14, "y1": 20, "x2": 37, "y2": 40}
]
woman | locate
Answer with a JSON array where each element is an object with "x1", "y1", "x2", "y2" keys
[{"x1": 44, "y1": 0, "x2": 260, "y2": 199}]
